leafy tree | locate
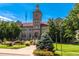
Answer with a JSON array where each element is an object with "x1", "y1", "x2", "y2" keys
[
  {"x1": 54, "y1": 17, "x2": 63, "y2": 42},
  {"x1": 0, "y1": 21, "x2": 21, "y2": 41},
  {"x1": 62, "y1": 20, "x2": 74, "y2": 43},
  {"x1": 62, "y1": 3, "x2": 79, "y2": 43},
  {"x1": 48, "y1": 18, "x2": 63, "y2": 43},
  {"x1": 48, "y1": 18, "x2": 56, "y2": 42}
]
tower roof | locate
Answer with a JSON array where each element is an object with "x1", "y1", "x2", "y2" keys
[
  {"x1": 36, "y1": 4, "x2": 39, "y2": 10},
  {"x1": 34, "y1": 4, "x2": 41, "y2": 13}
]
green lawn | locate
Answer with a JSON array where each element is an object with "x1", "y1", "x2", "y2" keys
[
  {"x1": 54, "y1": 43, "x2": 79, "y2": 56},
  {"x1": 0, "y1": 44, "x2": 26, "y2": 49}
]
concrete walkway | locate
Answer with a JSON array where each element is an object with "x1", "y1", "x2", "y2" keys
[{"x1": 0, "y1": 45, "x2": 36, "y2": 56}]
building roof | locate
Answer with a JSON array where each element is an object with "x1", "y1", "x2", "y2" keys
[
  {"x1": 22, "y1": 22, "x2": 48, "y2": 27},
  {"x1": 22, "y1": 23, "x2": 33, "y2": 27}
]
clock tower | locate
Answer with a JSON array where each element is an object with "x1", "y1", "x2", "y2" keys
[{"x1": 33, "y1": 4, "x2": 42, "y2": 39}]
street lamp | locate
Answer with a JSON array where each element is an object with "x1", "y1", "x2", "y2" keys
[
  {"x1": 59, "y1": 21, "x2": 63, "y2": 56},
  {"x1": 55, "y1": 31, "x2": 57, "y2": 50},
  {"x1": 53, "y1": 20, "x2": 57, "y2": 50}
]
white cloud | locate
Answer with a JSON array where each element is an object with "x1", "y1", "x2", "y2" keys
[
  {"x1": 0, "y1": 16, "x2": 15, "y2": 21},
  {"x1": 0, "y1": 11, "x2": 18, "y2": 21},
  {"x1": 4, "y1": 11, "x2": 16, "y2": 17}
]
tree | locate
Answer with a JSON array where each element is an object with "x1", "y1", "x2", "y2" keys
[
  {"x1": 36, "y1": 32, "x2": 54, "y2": 51},
  {"x1": 54, "y1": 17, "x2": 63, "y2": 42},
  {"x1": 48, "y1": 18, "x2": 56, "y2": 42},
  {"x1": 62, "y1": 3, "x2": 79, "y2": 43},
  {"x1": 48, "y1": 18, "x2": 63, "y2": 43},
  {"x1": 7, "y1": 22, "x2": 21, "y2": 41},
  {"x1": 62, "y1": 19, "x2": 74, "y2": 43},
  {"x1": 0, "y1": 21, "x2": 21, "y2": 41}
]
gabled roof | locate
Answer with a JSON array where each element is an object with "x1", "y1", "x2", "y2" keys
[
  {"x1": 22, "y1": 22, "x2": 48, "y2": 27},
  {"x1": 22, "y1": 23, "x2": 33, "y2": 27}
]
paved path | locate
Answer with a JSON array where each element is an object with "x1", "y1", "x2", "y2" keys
[{"x1": 0, "y1": 45, "x2": 36, "y2": 56}]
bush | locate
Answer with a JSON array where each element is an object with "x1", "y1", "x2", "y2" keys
[
  {"x1": 0, "y1": 40, "x2": 2, "y2": 44},
  {"x1": 25, "y1": 41, "x2": 30, "y2": 46},
  {"x1": 36, "y1": 32, "x2": 54, "y2": 51},
  {"x1": 2, "y1": 41, "x2": 14, "y2": 46},
  {"x1": 30, "y1": 40, "x2": 34, "y2": 45},
  {"x1": 14, "y1": 40, "x2": 20, "y2": 44},
  {"x1": 33, "y1": 49, "x2": 54, "y2": 56},
  {"x1": 30, "y1": 40, "x2": 37, "y2": 45},
  {"x1": 14, "y1": 40, "x2": 25, "y2": 45},
  {"x1": 7, "y1": 42, "x2": 14, "y2": 46},
  {"x1": 20, "y1": 40, "x2": 25, "y2": 45}
]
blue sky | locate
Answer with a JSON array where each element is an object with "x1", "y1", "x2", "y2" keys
[{"x1": 0, "y1": 3, "x2": 74, "y2": 23}]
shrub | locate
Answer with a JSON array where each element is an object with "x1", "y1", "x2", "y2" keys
[
  {"x1": 30, "y1": 40, "x2": 34, "y2": 45},
  {"x1": 36, "y1": 32, "x2": 54, "y2": 51},
  {"x1": 30, "y1": 40, "x2": 37, "y2": 45},
  {"x1": 33, "y1": 49, "x2": 54, "y2": 56},
  {"x1": 14, "y1": 40, "x2": 20, "y2": 45},
  {"x1": 25, "y1": 41, "x2": 30, "y2": 46},
  {"x1": 20, "y1": 40, "x2": 25, "y2": 45},
  {"x1": 0, "y1": 40, "x2": 2, "y2": 44},
  {"x1": 2, "y1": 41, "x2": 14, "y2": 46},
  {"x1": 2, "y1": 38, "x2": 7, "y2": 44},
  {"x1": 8, "y1": 42, "x2": 13, "y2": 46},
  {"x1": 14, "y1": 40, "x2": 24, "y2": 45},
  {"x1": 7, "y1": 42, "x2": 14, "y2": 46}
]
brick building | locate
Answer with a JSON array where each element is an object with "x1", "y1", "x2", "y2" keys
[{"x1": 19, "y1": 4, "x2": 48, "y2": 40}]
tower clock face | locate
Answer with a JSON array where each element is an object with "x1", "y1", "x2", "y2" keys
[{"x1": 34, "y1": 13, "x2": 41, "y2": 19}]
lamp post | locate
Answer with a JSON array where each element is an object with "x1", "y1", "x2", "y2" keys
[
  {"x1": 59, "y1": 22, "x2": 63, "y2": 56},
  {"x1": 53, "y1": 20, "x2": 57, "y2": 50},
  {"x1": 55, "y1": 31, "x2": 57, "y2": 50}
]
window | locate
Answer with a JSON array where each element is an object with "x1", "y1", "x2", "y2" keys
[
  {"x1": 29, "y1": 29, "x2": 31, "y2": 31},
  {"x1": 29, "y1": 33, "x2": 31, "y2": 38}
]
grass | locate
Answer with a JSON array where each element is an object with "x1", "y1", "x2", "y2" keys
[
  {"x1": 0, "y1": 44, "x2": 26, "y2": 49},
  {"x1": 55, "y1": 51, "x2": 79, "y2": 56},
  {"x1": 54, "y1": 43, "x2": 79, "y2": 56}
]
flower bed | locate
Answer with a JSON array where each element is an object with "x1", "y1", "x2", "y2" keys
[{"x1": 33, "y1": 49, "x2": 54, "y2": 56}]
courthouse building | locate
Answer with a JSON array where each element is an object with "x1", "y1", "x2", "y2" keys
[{"x1": 19, "y1": 4, "x2": 48, "y2": 40}]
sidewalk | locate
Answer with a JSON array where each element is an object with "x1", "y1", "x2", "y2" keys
[{"x1": 0, "y1": 45, "x2": 36, "y2": 56}]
